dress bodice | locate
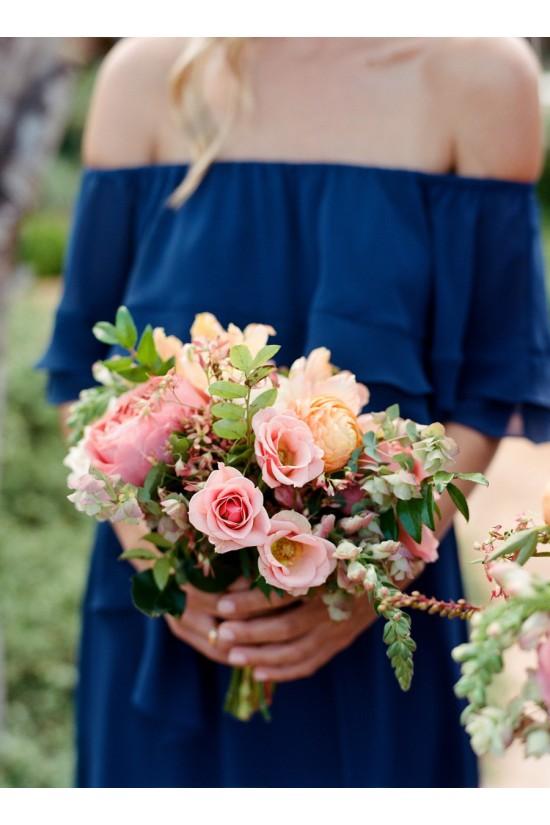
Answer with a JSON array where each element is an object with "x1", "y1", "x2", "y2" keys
[{"x1": 40, "y1": 160, "x2": 550, "y2": 442}]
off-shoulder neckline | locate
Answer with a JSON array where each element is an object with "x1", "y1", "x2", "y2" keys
[{"x1": 82, "y1": 159, "x2": 536, "y2": 190}]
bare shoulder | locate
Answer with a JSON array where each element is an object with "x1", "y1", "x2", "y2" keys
[
  {"x1": 82, "y1": 37, "x2": 190, "y2": 168},
  {"x1": 429, "y1": 37, "x2": 542, "y2": 181}
]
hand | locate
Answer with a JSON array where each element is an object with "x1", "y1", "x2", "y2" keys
[
  {"x1": 214, "y1": 591, "x2": 377, "y2": 682},
  {"x1": 165, "y1": 578, "x2": 297, "y2": 665}
]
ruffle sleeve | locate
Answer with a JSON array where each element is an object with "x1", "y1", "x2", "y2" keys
[
  {"x1": 426, "y1": 177, "x2": 550, "y2": 442},
  {"x1": 36, "y1": 169, "x2": 138, "y2": 403}
]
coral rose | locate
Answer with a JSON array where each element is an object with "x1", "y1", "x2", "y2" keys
[
  {"x1": 398, "y1": 523, "x2": 439, "y2": 564},
  {"x1": 304, "y1": 395, "x2": 362, "y2": 473},
  {"x1": 258, "y1": 510, "x2": 337, "y2": 596},
  {"x1": 252, "y1": 407, "x2": 324, "y2": 488},
  {"x1": 188, "y1": 465, "x2": 270, "y2": 553},
  {"x1": 82, "y1": 373, "x2": 208, "y2": 487}
]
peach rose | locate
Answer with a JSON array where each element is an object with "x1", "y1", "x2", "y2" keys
[
  {"x1": 398, "y1": 522, "x2": 439, "y2": 564},
  {"x1": 303, "y1": 395, "x2": 362, "y2": 473},
  {"x1": 252, "y1": 408, "x2": 324, "y2": 488},
  {"x1": 188, "y1": 465, "x2": 270, "y2": 553},
  {"x1": 258, "y1": 510, "x2": 337, "y2": 596},
  {"x1": 82, "y1": 373, "x2": 207, "y2": 487},
  {"x1": 276, "y1": 347, "x2": 369, "y2": 417}
]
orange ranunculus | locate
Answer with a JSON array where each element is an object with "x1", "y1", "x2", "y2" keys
[{"x1": 304, "y1": 394, "x2": 362, "y2": 473}]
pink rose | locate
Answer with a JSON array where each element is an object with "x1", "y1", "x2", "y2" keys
[
  {"x1": 537, "y1": 637, "x2": 550, "y2": 708},
  {"x1": 252, "y1": 408, "x2": 324, "y2": 489},
  {"x1": 188, "y1": 465, "x2": 270, "y2": 553},
  {"x1": 258, "y1": 510, "x2": 336, "y2": 596},
  {"x1": 398, "y1": 523, "x2": 439, "y2": 564},
  {"x1": 83, "y1": 373, "x2": 208, "y2": 486}
]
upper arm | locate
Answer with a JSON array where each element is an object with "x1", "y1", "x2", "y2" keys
[
  {"x1": 444, "y1": 38, "x2": 543, "y2": 181},
  {"x1": 82, "y1": 38, "x2": 169, "y2": 168}
]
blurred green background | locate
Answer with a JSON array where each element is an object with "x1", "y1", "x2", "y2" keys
[{"x1": 1, "y1": 50, "x2": 550, "y2": 789}]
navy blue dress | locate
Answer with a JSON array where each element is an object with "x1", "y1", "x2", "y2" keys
[{"x1": 39, "y1": 161, "x2": 550, "y2": 788}]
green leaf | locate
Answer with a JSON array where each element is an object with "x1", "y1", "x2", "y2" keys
[
  {"x1": 250, "y1": 344, "x2": 281, "y2": 370},
  {"x1": 516, "y1": 531, "x2": 541, "y2": 566},
  {"x1": 485, "y1": 526, "x2": 540, "y2": 563},
  {"x1": 212, "y1": 418, "x2": 248, "y2": 440},
  {"x1": 115, "y1": 306, "x2": 138, "y2": 350},
  {"x1": 247, "y1": 365, "x2": 276, "y2": 386},
  {"x1": 153, "y1": 556, "x2": 171, "y2": 591},
  {"x1": 118, "y1": 548, "x2": 159, "y2": 561},
  {"x1": 393, "y1": 452, "x2": 415, "y2": 472},
  {"x1": 156, "y1": 356, "x2": 175, "y2": 375},
  {"x1": 100, "y1": 356, "x2": 134, "y2": 373},
  {"x1": 115, "y1": 365, "x2": 150, "y2": 383},
  {"x1": 230, "y1": 344, "x2": 253, "y2": 374},
  {"x1": 226, "y1": 446, "x2": 254, "y2": 465},
  {"x1": 397, "y1": 498, "x2": 423, "y2": 543},
  {"x1": 143, "y1": 464, "x2": 167, "y2": 497},
  {"x1": 454, "y1": 472, "x2": 489, "y2": 487},
  {"x1": 250, "y1": 387, "x2": 278, "y2": 413},
  {"x1": 405, "y1": 421, "x2": 418, "y2": 441},
  {"x1": 169, "y1": 434, "x2": 192, "y2": 459},
  {"x1": 447, "y1": 482, "x2": 469, "y2": 522},
  {"x1": 420, "y1": 484, "x2": 435, "y2": 531},
  {"x1": 346, "y1": 446, "x2": 363, "y2": 474},
  {"x1": 141, "y1": 532, "x2": 173, "y2": 549},
  {"x1": 131, "y1": 569, "x2": 186, "y2": 617},
  {"x1": 93, "y1": 321, "x2": 118, "y2": 345},
  {"x1": 362, "y1": 431, "x2": 381, "y2": 461},
  {"x1": 380, "y1": 508, "x2": 399, "y2": 541},
  {"x1": 433, "y1": 471, "x2": 454, "y2": 494},
  {"x1": 386, "y1": 403, "x2": 400, "y2": 421},
  {"x1": 184, "y1": 555, "x2": 242, "y2": 592},
  {"x1": 211, "y1": 402, "x2": 246, "y2": 420},
  {"x1": 208, "y1": 380, "x2": 249, "y2": 399},
  {"x1": 136, "y1": 325, "x2": 158, "y2": 367}
]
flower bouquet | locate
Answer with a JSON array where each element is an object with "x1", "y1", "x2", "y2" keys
[{"x1": 65, "y1": 306, "x2": 486, "y2": 721}]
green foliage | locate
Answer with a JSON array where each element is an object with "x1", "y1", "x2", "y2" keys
[
  {"x1": 0, "y1": 281, "x2": 90, "y2": 787},
  {"x1": 17, "y1": 212, "x2": 69, "y2": 277}
]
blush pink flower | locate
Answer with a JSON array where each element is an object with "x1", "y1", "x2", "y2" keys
[
  {"x1": 537, "y1": 636, "x2": 550, "y2": 708},
  {"x1": 398, "y1": 523, "x2": 439, "y2": 564},
  {"x1": 276, "y1": 347, "x2": 369, "y2": 417},
  {"x1": 82, "y1": 373, "x2": 208, "y2": 487},
  {"x1": 258, "y1": 510, "x2": 336, "y2": 596},
  {"x1": 252, "y1": 408, "x2": 324, "y2": 488},
  {"x1": 188, "y1": 465, "x2": 270, "y2": 553}
]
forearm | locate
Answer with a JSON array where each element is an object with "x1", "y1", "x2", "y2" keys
[{"x1": 436, "y1": 421, "x2": 500, "y2": 540}]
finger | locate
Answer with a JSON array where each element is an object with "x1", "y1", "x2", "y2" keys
[
  {"x1": 164, "y1": 613, "x2": 230, "y2": 665},
  {"x1": 227, "y1": 632, "x2": 325, "y2": 680},
  {"x1": 216, "y1": 600, "x2": 326, "y2": 647},
  {"x1": 216, "y1": 587, "x2": 297, "y2": 619}
]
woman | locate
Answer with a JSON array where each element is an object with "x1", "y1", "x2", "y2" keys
[{"x1": 40, "y1": 37, "x2": 550, "y2": 787}]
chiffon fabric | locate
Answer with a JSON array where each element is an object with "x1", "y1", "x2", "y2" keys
[{"x1": 39, "y1": 161, "x2": 550, "y2": 788}]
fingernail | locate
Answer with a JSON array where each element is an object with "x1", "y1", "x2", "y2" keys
[
  {"x1": 254, "y1": 669, "x2": 268, "y2": 681},
  {"x1": 217, "y1": 626, "x2": 235, "y2": 643},
  {"x1": 228, "y1": 650, "x2": 247, "y2": 666},
  {"x1": 217, "y1": 598, "x2": 236, "y2": 614}
]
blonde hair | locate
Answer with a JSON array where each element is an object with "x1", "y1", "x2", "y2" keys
[{"x1": 169, "y1": 37, "x2": 252, "y2": 206}]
